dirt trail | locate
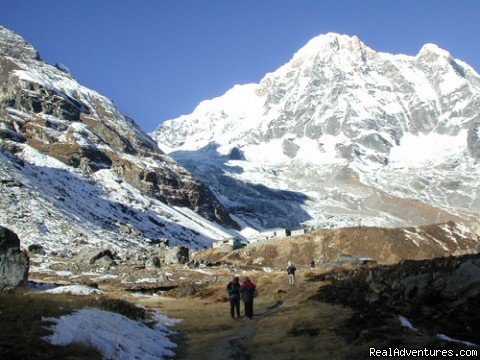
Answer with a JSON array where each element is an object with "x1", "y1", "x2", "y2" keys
[
  {"x1": 154, "y1": 271, "x2": 353, "y2": 359},
  {"x1": 206, "y1": 300, "x2": 282, "y2": 360},
  {"x1": 206, "y1": 280, "x2": 307, "y2": 359}
]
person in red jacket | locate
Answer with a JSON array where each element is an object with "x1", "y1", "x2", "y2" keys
[{"x1": 240, "y1": 276, "x2": 256, "y2": 319}]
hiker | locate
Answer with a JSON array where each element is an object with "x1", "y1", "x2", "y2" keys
[
  {"x1": 240, "y1": 276, "x2": 256, "y2": 319},
  {"x1": 286, "y1": 261, "x2": 296, "y2": 285},
  {"x1": 310, "y1": 259, "x2": 315, "y2": 270},
  {"x1": 226, "y1": 276, "x2": 241, "y2": 319}
]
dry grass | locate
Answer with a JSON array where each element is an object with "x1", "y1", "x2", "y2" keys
[
  {"x1": 251, "y1": 301, "x2": 352, "y2": 360},
  {"x1": 0, "y1": 289, "x2": 102, "y2": 359},
  {"x1": 159, "y1": 297, "x2": 240, "y2": 358}
]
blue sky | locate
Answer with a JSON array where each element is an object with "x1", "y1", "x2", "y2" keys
[{"x1": 1, "y1": 1, "x2": 479, "y2": 132}]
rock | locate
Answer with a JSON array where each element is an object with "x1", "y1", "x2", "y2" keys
[
  {"x1": 158, "y1": 273, "x2": 169, "y2": 282},
  {"x1": 176, "y1": 287, "x2": 195, "y2": 298},
  {"x1": 28, "y1": 243, "x2": 45, "y2": 255},
  {"x1": 74, "y1": 248, "x2": 115, "y2": 268},
  {"x1": 164, "y1": 246, "x2": 189, "y2": 265},
  {"x1": 440, "y1": 259, "x2": 480, "y2": 300},
  {"x1": 0, "y1": 226, "x2": 29, "y2": 288},
  {"x1": 186, "y1": 259, "x2": 200, "y2": 269},
  {"x1": 145, "y1": 255, "x2": 161, "y2": 269},
  {"x1": 467, "y1": 121, "x2": 480, "y2": 159},
  {"x1": 282, "y1": 138, "x2": 300, "y2": 158},
  {"x1": 156, "y1": 238, "x2": 169, "y2": 247},
  {"x1": 229, "y1": 147, "x2": 245, "y2": 160},
  {"x1": 402, "y1": 273, "x2": 436, "y2": 304}
]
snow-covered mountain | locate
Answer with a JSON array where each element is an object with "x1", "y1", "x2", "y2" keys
[
  {"x1": 0, "y1": 26, "x2": 239, "y2": 252},
  {"x1": 153, "y1": 33, "x2": 480, "y2": 231}
]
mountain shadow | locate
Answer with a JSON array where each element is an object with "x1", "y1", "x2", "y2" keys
[{"x1": 169, "y1": 143, "x2": 312, "y2": 230}]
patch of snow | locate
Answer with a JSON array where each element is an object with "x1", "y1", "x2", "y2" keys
[
  {"x1": 43, "y1": 308, "x2": 178, "y2": 359},
  {"x1": 41, "y1": 285, "x2": 103, "y2": 296},
  {"x1": 398, "y1": 315, "x2": 419, "y2": 332},
  {"x1": 189, "y1": 269, "x2": 213, "y2": 275},
  {"x1": 389, "y1": 132, "x2": 467, "y2": 168},
  {"x1": 136, "y1": 278, "x2": 158, "y2": 283},
  {"x1": 436, "y1": 333, "x2": 477, "y2": 347}
]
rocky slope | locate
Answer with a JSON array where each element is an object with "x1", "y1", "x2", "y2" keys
[
  {"x1": 196, "y1": 221, "x2": 480, "y2": 270},
  {"x1": 312, "y1": 253, "x2": 480, "y2": 350},
  {"x1": 0, "y1": 26, "x2": 238, "y2": 253},
  {"x1": 153, "y1": 33, "x2": 480, "y2": 231}
]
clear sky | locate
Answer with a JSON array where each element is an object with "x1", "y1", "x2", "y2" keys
[{"x1": 1, "y1": 1, "x2": 479, "y2": 132}]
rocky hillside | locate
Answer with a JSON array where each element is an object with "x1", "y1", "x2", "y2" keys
[
  {"x1": 0, "y1": 26, "x2": 238, "y2": 253},
  {"x1": 196, "y1": 221, "x2": 480, "y2": 269},
  {"x1": 153, "y1": 33, "x2": 480, "y2": 231},
  {"x1": 312, "y1": 253, "x2": 480, "y2": 350}
]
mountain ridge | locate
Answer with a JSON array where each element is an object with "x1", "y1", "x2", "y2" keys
[{"x1": 153, "y1": 32, "x2": 480, "y2": 231}]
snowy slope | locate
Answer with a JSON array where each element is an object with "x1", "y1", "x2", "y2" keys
[
  {"x1": 153, "y1": 33, "x2": 480, "y2": 230},
  {"x1": 0, "y1": 26, "x2": 239, "y2": 251}
]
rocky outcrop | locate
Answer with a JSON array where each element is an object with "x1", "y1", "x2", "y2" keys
[
  {"x1": 0, "y1": 226, "x2": 29, "y2": 288},
  {"x1": 282, "y1": 138, "x2": 300, "y2": 158},
  {"x1": 467, "y1": 121, "x2": 480, "y2": 159},
  {"x1": 312, "y1": 253, "x2": 480, "y2": 348},
  {"x1": 228, "y1": 147, "x2": 245, "y2": 160},
  {"x1": 0, "y1": 27, "x2": 39, "y2": 61}
]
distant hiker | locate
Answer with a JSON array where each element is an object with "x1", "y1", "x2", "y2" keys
[
  {"x1": 286, "y1": 261, "x2": 296, "y2": 285},
  {"x1": 240, "y1": 276, "x2": 256, "y2": 319},
  {"x1": 226, "y1": 276, "x2": 241, "y2": 319},
  {"x1": 310, "y1": 259, "x2": 315, "y2": 270}
]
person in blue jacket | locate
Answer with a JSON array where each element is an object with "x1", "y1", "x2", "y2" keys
[{"x1": 226, "y1": 276, "x2": 241, "y2": 319}]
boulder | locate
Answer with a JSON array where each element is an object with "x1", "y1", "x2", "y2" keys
[
  {"x1": 440, "y1": 259, "x2": 480, "y2": 300},
  {"x1": 74, "y1": 248, "x2": 116, "y2": 268},
  {"x1": 0, "y1": 226, "x2": 29, "y2": 288},
  {"x1": 164, "y1": 246, "x2": 189, "y2": 265},
  {"x1": 145, "y1": 255, "x2": 161, "y2": 269},
  {"x1": 402, "y1": 273, "x2": 435, "y2": 304},
  {"x1": 28, "y1": 243, "x2": 46, "y2": 255}
]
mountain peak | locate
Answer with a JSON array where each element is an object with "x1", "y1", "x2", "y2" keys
[
  {"x1": 0, "y1": 26, "x2": 39, "y2": 61},
  {"x1": 417, "y1": 43, "x2": 452, "y2": 59},
  {"x1": 293, "y1": 33, "x2": 371, "y2": 60}
]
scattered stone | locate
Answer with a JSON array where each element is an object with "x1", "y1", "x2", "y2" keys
[
  {"x1": 186, "y1": 259, "x2": 200, "y2": 269},
  {"x1": 0, "y1": 226, "x2": 29, "y2": 288}
]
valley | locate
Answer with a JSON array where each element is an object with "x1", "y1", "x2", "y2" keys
[{"x1": 1, "y1": 24, "x2": 479, "y2": 359}]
